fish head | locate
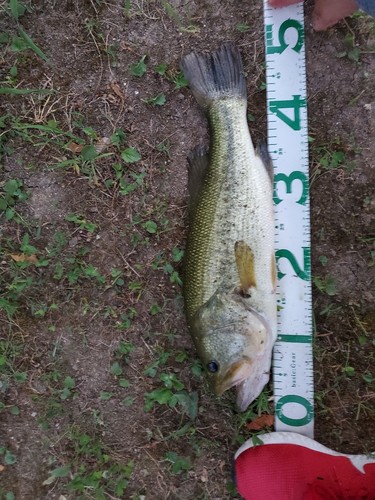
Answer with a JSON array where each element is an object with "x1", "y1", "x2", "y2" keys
[{"x1": 190, "y1": 290, "x2": 273, "y2": 407}]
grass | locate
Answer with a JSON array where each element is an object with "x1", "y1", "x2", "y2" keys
[
  {"x1": 44, "y1": 427, "x2": 135, "y2": 496},
  {"x1": 2, "y1": 0, "x2": 48, "y2": 63}
]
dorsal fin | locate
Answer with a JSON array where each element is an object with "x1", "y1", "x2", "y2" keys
[
  {"x1": 256, "y1": 142, "x2": 273, "y2": 182},
  {"x1": 235, "y1": 241, "x2": 257, "y2": 292},
  {"x1": 187, "y1": 146, "x2": 210, "y2": 209}
]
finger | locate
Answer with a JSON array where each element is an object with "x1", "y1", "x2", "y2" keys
[
  {"x1": 312, "y1": 0, "x2": 358, "y2": 30},
  {"x1": 268, "y1": 0, "x2": 300, "y2": 6}
]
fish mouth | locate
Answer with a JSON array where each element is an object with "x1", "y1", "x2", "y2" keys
[
  {"x1": 214, "y1": 358, "x2": 253, "y2": 395},
  {"x1": 235, "y1": 371, "x2": 271, "y2": 412}
]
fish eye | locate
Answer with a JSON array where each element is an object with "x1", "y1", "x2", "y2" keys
[{"x1": 207, "y1": 361, "x2": 219, "y2": 373}]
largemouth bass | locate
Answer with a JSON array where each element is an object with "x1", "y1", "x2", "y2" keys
[{"x1": 180, "y1": 43, "x2": 277, "y2": 412}]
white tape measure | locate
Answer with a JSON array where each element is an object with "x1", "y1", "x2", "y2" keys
[{"x1": 263, "y1": 1, "x2": 314, "y2": 437}]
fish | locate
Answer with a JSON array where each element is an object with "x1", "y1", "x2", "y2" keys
[{"x1": 180, "y1": 43, "x2": 277, "y2": 412}]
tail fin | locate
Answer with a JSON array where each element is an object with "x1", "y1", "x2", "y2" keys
[{"x1": 180, "y1": 43, "x2": 246, "y2": 108}]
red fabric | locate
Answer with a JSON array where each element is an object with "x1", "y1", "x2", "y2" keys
[{"x1": 235, "y1": 443, "x2": 375, "y2": 499}]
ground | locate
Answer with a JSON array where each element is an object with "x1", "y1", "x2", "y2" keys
[{"x1": 0, "y1": 0, "x2": 374, "y2": 499}]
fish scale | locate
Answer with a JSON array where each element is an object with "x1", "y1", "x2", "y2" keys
[{"x1": 185, "y1": 100, "x2": 275, "y2": 318}]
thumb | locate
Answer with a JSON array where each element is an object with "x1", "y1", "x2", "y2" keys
[
  {"x1": 312, "y1": 0, "x2": 358, "y2": 30},
  {"x1": 268, "y1": 0, "x2": 300, "y2": 6}
]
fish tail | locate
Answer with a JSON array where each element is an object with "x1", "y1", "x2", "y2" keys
[{"x1": 180, "y1": 43, "x2": 246, "y2": 108}]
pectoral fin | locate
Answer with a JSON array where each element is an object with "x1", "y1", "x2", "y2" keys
[{"x1": 235, "y1": 241, "x2": 257, "y2": 292}]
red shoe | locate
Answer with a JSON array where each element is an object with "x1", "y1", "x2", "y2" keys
[{"x1": 234, "y1": 432, "x2": 375, "y2": 499}]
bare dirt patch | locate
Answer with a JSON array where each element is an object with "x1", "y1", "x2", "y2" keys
[{"x1": 0, "y1": 0, "x2": 374, "y2": 498}]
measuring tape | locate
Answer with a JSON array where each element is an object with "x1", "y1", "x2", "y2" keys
[{"x1": 263, "y1": 1, "x2": 314, "y2": 438}]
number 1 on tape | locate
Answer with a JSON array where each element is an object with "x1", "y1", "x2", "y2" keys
[{"x1": 263, "y1": 1, "x2": 314, "y2": 438}]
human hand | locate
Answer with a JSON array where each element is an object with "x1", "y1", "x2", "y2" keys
[{"x1": 268, "y1": 0, "x2": 359, "y2": 31}]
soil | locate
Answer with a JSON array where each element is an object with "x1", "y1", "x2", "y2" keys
[{"x1": 0, "y1": 0, "x2": 374, "y2": 499}]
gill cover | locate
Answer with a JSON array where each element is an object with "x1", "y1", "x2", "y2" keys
[{"x1": 190, "y1": 290, "x2": 271, "y2": 399}]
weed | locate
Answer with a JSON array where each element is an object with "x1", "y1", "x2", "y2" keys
[
  {"x1": 118, "y1": 378, "x2": 130, "y2": 388},
  {"x1": 109, "y1": 268, "x2": 124, "y2": 287},
  {"x1": 190, "y1": 359, "x2": 204, "y2": 378},
  {"x1": 0, "y1": 86, "x2": 49, "y2": 95},
  {"x1": 0, "y1": 274, "x2": 33, "y2": 318},
  {"x1": 45, "y1": 428, "x2": 134, "y2": 496},
  {"x1": 168, "y1": 70, "x2": 188, "y2": 89},
  {"x1": 7, "y1": 0, "x2": 28, "y2": 20},
  {"x1": 351, "y1": 307, "x2": 372, "y2": 346},
  {"x1": 0, "y1": 447, "x2": 17, "y2": 465},
  {"x1": 129, "y1": 55, "x2": 147, "y2": 77},
  {"x1": 100, "y1": 391, "x2": 113, "y2": 400},
  {"x1": 0, "y1": 178, "x2": 28, "y2": 220},
  {"x1": 318, "y1": 255, "x2": 328, "y2": 266},
  {"x1": 110, "y1": 361, "x2": 122, "y2": 377},
  {"x1": 142, "y1": 220, "x2": 158, "y2": 234},
  {"x1": 247, "y1": 112, "x2": 256, "y2": 122},
  {"x1": 313, "y1": 275, "x2": 337, "y2": 296},
  {"x1": 154, "y1": 63, "x2": 167, "y2": 76},
  {"x1": 121, "y1": 147, "x2": 141, "y2": 163},
  {"x1": 149, "y1": 303, "x2": 162, "y2": 315},
  {"x1": 310, "y1": 138, "x2": 354, "y2": 183},
  {"x1": 115, "y1": 341, "x2": 136, "y2": 362},
  {"x1": 0, "y1": 339, "x2": 25, "y2": 392},
  {"x1": 65, "y1": 213, "x2": 97, "y2": 233},
  {"x1": 163, "y1": 261, "x2": 183, "y2": 286},
  {"x1": 231, "y1": 389, "x2": 273, "y2": 445},
  {"x1": 343, "y1": 366, "x2": 356, "y2": 377},
  {"x1": 336, "y1": 33, "x2": 361, "y2": 62},
  {"x1": 363, "y1": 373, "x2": 374, "y2": 384},
  {"x1": 83, "y1": 264, "x2": 106, "y2": 284},
  {"x1": 105, "y1": 42, "x2": 118, "y2": 67},
  {"x1": 236, "y1": 22, "x2": 251, "y2": 32},
  {"x1": 151, "y1": 248, "x2": 184, "y2": 286},
  {"x1": 142, "y1": 93, "x2": 166, "y2": 106},
  {"x1": 319, "y1": 303, "x2": 342, "y2": 317},
  {"x1": 60, "y1": 376, "x2": 76, "y2": 400},
  {"x1": 144, "y1": 350, "x2": 170, "y2": 377},
  {"x1": 128, "y1": 280, "x2": 143, "y2": 295},
  {"x1": 121, "y1": 396, "x2": 135, "y2": 406},
  {"x1": 119, "y1": 171, "x2": 146, "y2": 196},
  {"x1": 110, "y1": 128, "x2": 126, "y2": 150},
  {"x1": 15, "y1": 26, "x2": 48, "y2": 62},
  {"x1": 161, "y1": 0, "x2": 180, "y2": 23},
  {"x1": 114, "y1": 308, "x2": 137, "y2": 328},
  {"x1": 171, "y1": 246, "x2": 184, "y2": 263},
  {"x1": 144, "y1": 371, "x2": 198, "y2": 419},
  {"x1": 175, "y1": 351, "x2": 188, "y2": 363},
  {"x1": 164, "y1": 451, "x2": 192, "y2": 475},
  {"x1": 42, "y1": 465, "x2": 71, "y2": 486},
  {"x1": 57, "y1": 248, "x2": 108, "y2": 287},
  {"x1": 156, "y1": 139, "x2": 172, "y2": 158},
  {"x1": 123, "y1": 0, "x2": 132, "y2": 19}
]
